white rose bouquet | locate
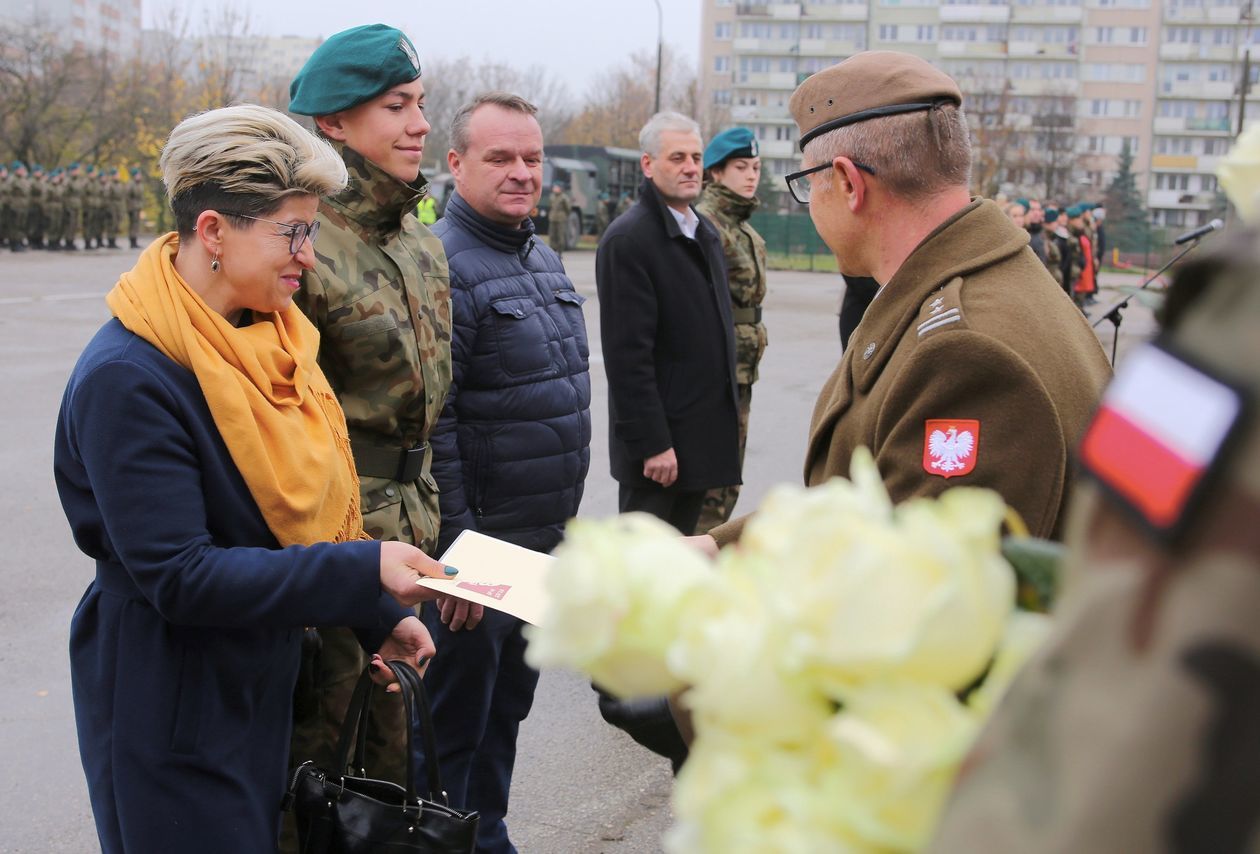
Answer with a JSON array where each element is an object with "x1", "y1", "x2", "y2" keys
[{"x1": 525, "y1": 449, "x2": 1050, "y2": 853}]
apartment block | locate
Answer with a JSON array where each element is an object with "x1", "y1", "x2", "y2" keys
[
  {"x1": 0, "y1": 0, "x2": 142, "y2": 59},
  {"x1": 700, "y1": 0, "x2": 1258, "y2": 228}
]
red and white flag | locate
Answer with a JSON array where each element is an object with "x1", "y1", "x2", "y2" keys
[{"x1": 1080, "y1": 344, "x2": 1241, "y2": 531}]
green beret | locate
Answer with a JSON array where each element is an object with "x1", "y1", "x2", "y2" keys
[
  {"x1": 1014, "y1": 197, "x2": 1029, "y2": 209},
  {"x1": 11, "y1": 161, "x2": 25, "y2": 170},
  {"x1": 289, "y1": 24, "x2": 422, "y2": 116},
  {"x1": 704, "y1": 127, "x2": 759, "y2": 171},
  {"x1": 1067, "y1": 204, "x2": 1086, "y2": 218},
  {"x1": 1043, "y1": 207, "x2": 1059, "y2": 221}
]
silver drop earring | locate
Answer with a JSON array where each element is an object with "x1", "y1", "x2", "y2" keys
[{"x1": 210, "y1": 254, "x2": 220, "y2": 273}]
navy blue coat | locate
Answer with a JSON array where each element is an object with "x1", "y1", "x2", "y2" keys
[
  {"x1": 430, "y1": 193, "x2": 591, "y2": 554},
  {"x1": 54, "y1": 319, "x2": 409, "y2": 853},
  {"x1": 596, "y1": 177, "x2": 741, "y2": 491}
]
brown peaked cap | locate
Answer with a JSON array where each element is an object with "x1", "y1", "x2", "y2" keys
[{"x1": 790, "y1": 51, "x2": 963, "y2": 150}]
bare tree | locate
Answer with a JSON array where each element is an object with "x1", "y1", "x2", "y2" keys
[
  {"x1": 419, "y1": 57, "x2": 574, "y2": 170},
  {"x1": 560, "y1": 44, "x2": 699, "y2": 148},
  {"x1": 968, "y1": 81, "x2": 1020, "y2": 198}
]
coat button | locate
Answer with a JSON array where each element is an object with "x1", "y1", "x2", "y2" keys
[
  {"x1": 862, "y1": 343, "x2": 876, "y2": 360},
  {"x1": 385, "y1": 487, "x2": 397, "y2": 498}
]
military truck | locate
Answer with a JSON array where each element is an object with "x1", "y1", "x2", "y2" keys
[{"x1": 537, "y1": 145, "x2": 641, "y2": 244}]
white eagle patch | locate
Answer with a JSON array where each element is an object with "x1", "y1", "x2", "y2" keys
[{"x1": 923, "y1": 420, "x2": 980, "y2": 479}]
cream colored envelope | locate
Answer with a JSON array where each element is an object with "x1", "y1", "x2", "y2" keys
[{"x1": 417, "y1": 530, "x2": 554, "y2": 625}]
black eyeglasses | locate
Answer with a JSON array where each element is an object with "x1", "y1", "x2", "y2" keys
[
  {"x1": 784, "y1": 160, "x2": 877, "y2": 204},
  {"x1": 220, "y1": 212, "x2": 320, "y2": 255}
]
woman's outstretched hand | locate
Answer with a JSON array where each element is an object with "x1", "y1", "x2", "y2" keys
[{"x1": 378, "y1": 540, "x2": 456, "y2": 606}]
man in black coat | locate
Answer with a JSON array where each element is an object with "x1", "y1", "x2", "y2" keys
[{"x1": 596, "y1": 111, "x2": 741, "y2": 536}]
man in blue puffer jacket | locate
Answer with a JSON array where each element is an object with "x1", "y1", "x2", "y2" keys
[{"x1": 427, "y1": 91, "x2": 591, "y2": 854}]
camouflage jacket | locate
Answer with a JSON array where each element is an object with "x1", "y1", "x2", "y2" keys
[
  {"x1": 696, "y1": 182, "x2": 768, "y2": 385},
  {"x1": 929, "y1": 232, "x2": 1260, "y2": 854},
  {"x1": 126, "y1": 180, "x2": 145, "y2": 213},
  {"x1": 295, "y1": 143, "x2": 453, "y2": 552},
  {"x1": 64, "y1": 175, "x2": 83, "y2": 213}
]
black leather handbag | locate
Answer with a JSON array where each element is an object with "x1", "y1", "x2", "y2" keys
[{"x1": 285, "y1": 660, "x2": 478, "y2": 853}]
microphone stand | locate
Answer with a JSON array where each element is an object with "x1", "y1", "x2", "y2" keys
[{"x1": 1090, "y1": 236, "x2": 1205, "y2": 366}]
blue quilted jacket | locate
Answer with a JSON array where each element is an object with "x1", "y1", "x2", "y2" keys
[{"x1": 430, "y1": 192, "x2": 592, "y2": 554}]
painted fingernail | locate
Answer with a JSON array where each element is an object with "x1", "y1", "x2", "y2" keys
[{"x1": 444, "y1": 565, "x2": 459, "y2": 576}]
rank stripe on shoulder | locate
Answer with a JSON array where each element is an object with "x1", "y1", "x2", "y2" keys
[
  {"x1": 918, "y1": 314, "x2": 961, "y2": 336},
  {"x1": 1080, "y1": 343, "x2": 1243, "y2": 533},
  {"x1": 918, "y1": 307, "x2": 960, "y2": 330}
]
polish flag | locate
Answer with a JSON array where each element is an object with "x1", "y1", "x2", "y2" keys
[{"x1": 1080, "y1": 344, "x2": 1240, "y2": 530}]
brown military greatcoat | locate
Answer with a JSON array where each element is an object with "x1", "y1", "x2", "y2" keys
[{"x1": 712, "y1": 198, "x2": 1112, "y2": 545}]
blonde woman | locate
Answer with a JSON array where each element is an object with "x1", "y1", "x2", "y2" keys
[{"x1": 53, "y1": 104, "x2": 452, "y2": 853}]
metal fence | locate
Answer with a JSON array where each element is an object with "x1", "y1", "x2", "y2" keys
[{"x1": 748, "y1": 211, "x2": 837, "y2": 271}]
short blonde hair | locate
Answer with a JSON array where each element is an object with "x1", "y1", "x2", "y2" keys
[{"x1": 160, "y1": 104, "x2": 348, "y2": 234}]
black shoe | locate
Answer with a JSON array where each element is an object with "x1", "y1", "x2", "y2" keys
[
  {"x1": 595, "y1": 687, "x2": 689, "y2": 773},
  {"x1": 129, "y1": 237, "x2": 139, "y2": 249},
  {"x1": 64, "y1": 240, "x2": 77, "y2": 250},
  {"x1": 11, "y1": 241, "x2": 27, "y2": 252},
  {"x1": 108, "y1": 238, "x2": 118, "y2": 249}
]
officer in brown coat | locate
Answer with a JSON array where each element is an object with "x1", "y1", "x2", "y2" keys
[{"x1": 702, "y1": 51, "x2": 1113, "y2": 551}]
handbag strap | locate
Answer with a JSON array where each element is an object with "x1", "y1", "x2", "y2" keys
[
  {"x1": 390, "y1": 660, "x2": 449, "y2": 805},
  {"x1": 329, "y1": 660, "x2": 450, "y2": 807}
]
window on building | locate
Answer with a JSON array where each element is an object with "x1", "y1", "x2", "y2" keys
[
  {"x1": 713, "y1": 89, "x2": 731, "y2": 105},
  {"x1": 775, "y1": 125, "x2": 792, "y2": 140},
  {"x1": 715, "y1": 56, "x2": 730, "y2": 73},
  {"x1": 716, "y1": 22, "x2": 732, "y2": 40},
  {"x1": 879, "y1": 24, "x2": 900, "y2": 40}
]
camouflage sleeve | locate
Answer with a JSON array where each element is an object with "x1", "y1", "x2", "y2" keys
[
  {"x1": 294, "y1": 268, "x2": 329, "y2": 331},
  {"x1": 430, "y1": 268, "x2": 479, "y2": 554}
]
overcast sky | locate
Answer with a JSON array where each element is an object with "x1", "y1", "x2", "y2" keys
[{"x1": 145, "y1": 0, "x2": 702, "y2": 101}]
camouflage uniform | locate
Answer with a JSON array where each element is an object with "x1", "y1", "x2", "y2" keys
[
  {"x1": 929, "y1": 232, "x2": 1260, "y2": 854},
  {"x1": 44, "y1": 173, "x2": 64, "y2": 249},
  {"x1": 1044, "y1": 229, "x2": 1063, "y2": 289},
  {"x1": 0, "y1": 168, "x2": 11, "y2": 249},
  {"x1": 548, "y1": 188, "x2": 571, "y2": 256},
  {"x1": 63, "y1": 169, "x2": 83, "y2": 249},
  {"x1": 289, "y1": 143, "x2": 452, "y2": 788},
  {"x1": 126, "y1": 173, "x2": 145, "y2": 248},
  {"x1": 695, "y1": 182, "x2": 768, "y2": 532},
  {"x1": 83, "y1": 171, "x2": 101, "y2": 248},
  {"x1": 594, "y1": 193, "x2": 611, "y2": 237},
  {"x1": 9, "y1": 168, "x2": 30, "y2": 251},
  {"x1": 614, "y1": 192, "x2": 633, "y2": 219},
  {"x1": 28, "y1": 169, "x2": 46, "y2": 248},
  {"x1": 107, "y1": 173, "x2": 126, "y2": 248}
]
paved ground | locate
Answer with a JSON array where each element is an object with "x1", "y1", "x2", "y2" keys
[{"x1": 0, "y1": 241, "x2": 1155, "y2": 852}]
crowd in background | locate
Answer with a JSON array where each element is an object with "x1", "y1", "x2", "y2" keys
[
  {"x1": 1001, "y1": 193, "x2": 1106, "y2": 312},
  {"x1": 0, "y1": 161, "x2": 146, "y2": 252}
]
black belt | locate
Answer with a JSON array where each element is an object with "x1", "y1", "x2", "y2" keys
[
  {"x1": 731, "y1": 307, "x2": 762, "y2": 324},
  {"x1": 351, "y1": 440, "x2": 432, "y2": 483}
]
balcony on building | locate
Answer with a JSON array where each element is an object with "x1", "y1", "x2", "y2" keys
[
  {"x1": 1008, "y1": 40, "x2": 1079, "y2": 58},
  {"x1": 1147, "y1": 189, "x2": 1216, "y2": 209},
  {"x1": 732, "y1": 36, "x2": 800, "y2": 53},
  {"x1": 736, "y1": 71, "x2": 801, "y2": 89},
  {"x1": 797, "y1": 37, "x2": 866, "y2": 56},
  {"x1": 803, "y1": 2, "x2": 868, "y2": 20},
  {"x1": 1009, "y1": 5, "x2": 1082, "y2": 24},
  {"x1": 1009, "y1": 78, "x2": 1080, "y2": 96},
  {"x1": 735, "y1": 2, "x2": 808, "y2": 19},
  {"x1": 1152, "y1": 115, "x2": 1233, "y2": 134},
  {"x1": 731, "y1": 103, "x2": 794, "y2": 121},
  {"x1": 939, "y1": 39, "x2": 1009, "y2": 57},
  {"x1": 939, "y1": 4, "x2": 1012, "y2": 24},
  {"x1": 1158, "y1": 42, "x2": 1242, "y2": 62},
  {"x1": 1161, "y1": 80, "x2": 1236, "y2": 99},
  {"x1": 758, "y1": 139, "x2": 798, "y2": 158},
  {"x1": 1163, "y1": 4, "x2": 1241, "y2": 24}
]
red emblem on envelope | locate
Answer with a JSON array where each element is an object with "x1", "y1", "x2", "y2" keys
[
  {"x1": 457, "y1": 581, "x2": 511, "y2": 601},
  {"x1": 924, "y1": 419, "x2": 980, "y2": 478}
]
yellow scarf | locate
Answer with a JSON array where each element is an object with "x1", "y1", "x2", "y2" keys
[{"x1": 106, "y1": 233, "x2": 365, "y2": 547}]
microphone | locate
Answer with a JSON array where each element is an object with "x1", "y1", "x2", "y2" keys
[{"x1": 1173, "y1": 218, "x2": 1224, "y2": 245}]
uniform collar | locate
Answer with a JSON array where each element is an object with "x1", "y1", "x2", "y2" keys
[
  {"x1": 324, "y1": 142, "x2": 426, "y2": 234},
  {"x1": 701, "y1": 182, "x2": 759, "y2": 222},
  {"x1": 848, "y1": 198, "x2": 1030, "y2": 394}
]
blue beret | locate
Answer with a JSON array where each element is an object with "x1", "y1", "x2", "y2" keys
[
  {"x1": 1014, "y1": 197, "x2": 1029, "y2": 209},
  {"x1": 704, "y1": 127, "x2": 759, "y2": 171},
  {"x1": 289, "y1": 24, "x2": 422, "y2": 117},
  {"x1": 1043, "y1": 207, "x2": 1059, "y2": 221},
  {"x1": 11, "y1": 161, "x2": 25, "y2": 170},
  {"x1": 1067, "y1": 204, "x2": 1086, "y2": 218}
]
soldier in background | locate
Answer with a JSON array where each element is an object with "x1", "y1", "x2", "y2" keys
[
  {"x1": 594, "y1": 189, "x2": 611, "y2": 237},
  {"x1": 83, "y1": 166, "x2": 100, "y2": 249},
  {"x1": 28, "y1": 165, "x2": 46, "y2": 249},
  {"x1": 695, "y1": 127, "x2": 767, "y2": 533},
  {"x1": 108, "y1": 168, "x2": 126, "y2": 249},
  {"x1": 0, "y1": 164, "x2": 11, "y2": 251},
  {"x1": 286, "y1": 23, "x2": 452, "y2": 801},
  {"x1": 614, "y1": 190, "x2": 633, "y2": 219},
  {"x1": 929, "y1": 228, "x2": 1260, "y2": 854},
  {"x1": 44, "y1": 169, "x2": 65, "y2": 251},
  {"x1": 61, "y1": 163, "x2": 82, "y2": 250},
  {"x1": 9, "y1": 162, "x2": 30, "y2": 252},
  {"x1": 547, "y1": 182, "x2": 571, "y2": 258},
  {"x1": 126, "y1": 166, "x2": 146, "y2": 249}
]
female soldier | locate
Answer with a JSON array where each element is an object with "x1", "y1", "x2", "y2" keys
[
  {"x1": 53, "y1": 104, "x2": 450, "y2": 853},
  {"x1": 695, "y1": 127, "x2": 768, "y2": 532},
  {"x1": 286, "y1": 24, "x2": 453, "y2": 789}
]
